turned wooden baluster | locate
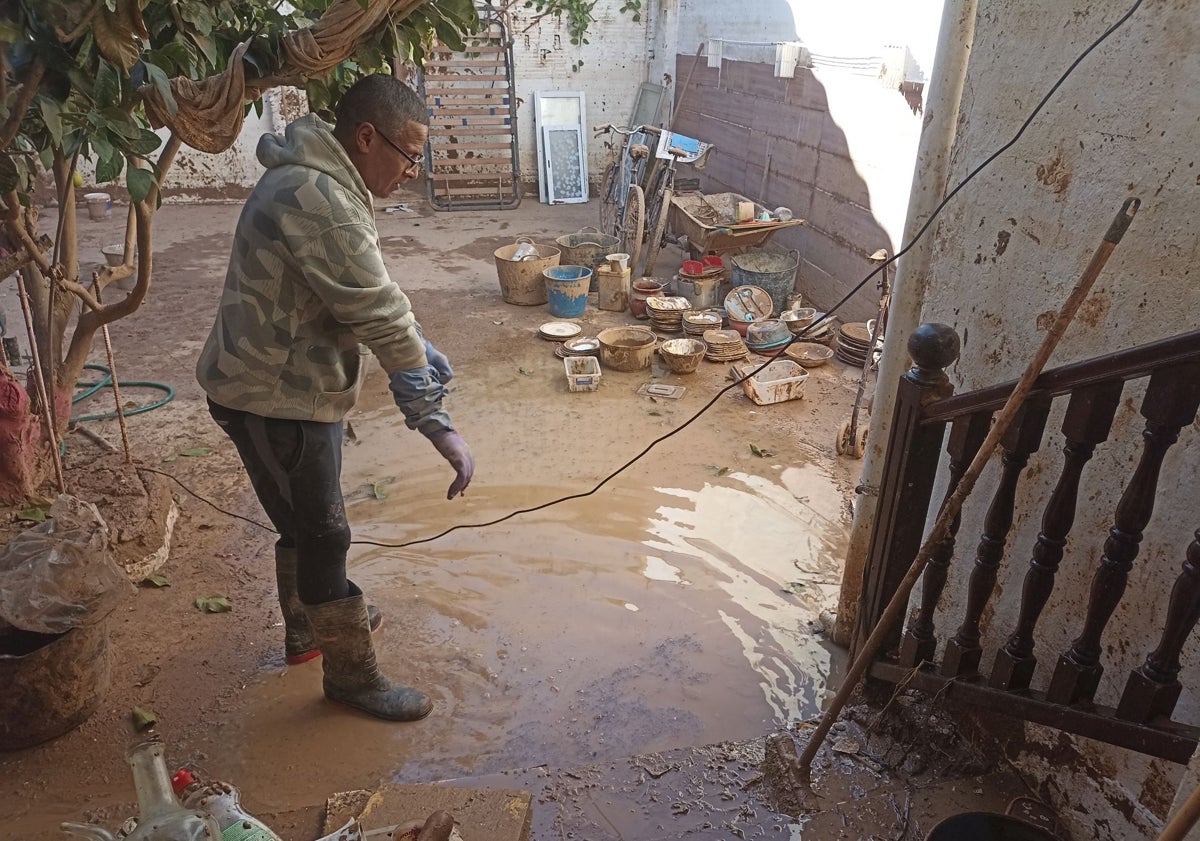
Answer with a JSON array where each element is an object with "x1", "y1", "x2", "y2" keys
[
  {"x1": 852, "y1": 324, "x2": 960, "y2": 660},
  {"x1": 940, "y1": 394, "x2": 1052, "y2": 678},
  {"x1": 1048, "y1": 361, "x2": 1200, "y2": 705},
  {"x1": 1118, "y1": 529, "x2": 1200, "y2": 722},
  {"x1": 991, "y1": 380, "x2": 1124, "y2": 691},
  {"x1": 898, "y1": 411, "x2": 991, "y2": 668}
]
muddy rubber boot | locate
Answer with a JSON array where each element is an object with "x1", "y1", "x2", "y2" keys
[
  {"x1": 304, "y1": 584, "x2": 433, "y2": 722},
  {"x1": 276, "y1": 547, "x2": 382, "y2": 665}
]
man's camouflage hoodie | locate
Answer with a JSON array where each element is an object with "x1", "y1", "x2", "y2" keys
[{"x1": 196, "y1": 114, "x2": 428, "y2": 422}]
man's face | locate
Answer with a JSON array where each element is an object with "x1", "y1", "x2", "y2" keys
[{"x1": 353, "y1": 120, "x2": 428, "y2": 198}]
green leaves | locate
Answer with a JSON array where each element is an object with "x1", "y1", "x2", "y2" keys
[
  {"x1": 195, "y1": 595, "x2": 233, "y2": 613},
  {"x1": 749, "y1": 443, "x2": 774, "y2": 458},
  {"x1": 131, "y1": 706, "x2": 158, "y2": 730},
  {"x1": 17, "y1": 506, "x2": 49, "y2": 523},
  {"x1": 127, "y1": 167, "x2": 156, "y2": 203},
  {"x1": 142, "y1": 61, "x2": 177, "y2": 117}
]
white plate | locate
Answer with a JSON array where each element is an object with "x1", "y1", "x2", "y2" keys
[{"x1": 539, "y1": 321, "x2": 583, "y2": 340}]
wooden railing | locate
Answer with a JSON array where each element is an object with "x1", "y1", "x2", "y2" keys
[{"x1": 854, "y1": 324, "x2": 1200, "y2": 763}]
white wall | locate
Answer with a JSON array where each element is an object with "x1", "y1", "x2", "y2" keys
[
  {"x1": 916, "y1": 2, "x2": 1200, "y2": 837},
  {"x1": 505, "y1": 2, "x2": 651, "y2": 192}
]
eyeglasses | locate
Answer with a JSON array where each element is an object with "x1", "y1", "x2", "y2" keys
[{"x1": 365, "y1": 123, "x2": 424, "y2": 176}]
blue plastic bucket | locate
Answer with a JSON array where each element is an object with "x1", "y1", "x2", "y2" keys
[{"x1": 544, "y1": 265, "x2": 592, "y2": 318}]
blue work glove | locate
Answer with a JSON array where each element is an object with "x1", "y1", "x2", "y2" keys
[
  {"x1": 424, "y1": 340, "x2": 454, "y2": 384},
  {"x1": 429, "y1": 429, "x2": 475, "y2": 499},
  {"x1": 389, "y1": 367, "x2": 451, "y2": 438}
]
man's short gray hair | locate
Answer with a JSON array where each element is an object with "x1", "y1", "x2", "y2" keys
[{"x1": 334, "y1": 74, "x2": 428, "y2": 138}]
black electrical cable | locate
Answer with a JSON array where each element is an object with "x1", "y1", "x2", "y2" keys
[{"x1": 144, "y1": 0, "x2": 1144, "y2": 549}]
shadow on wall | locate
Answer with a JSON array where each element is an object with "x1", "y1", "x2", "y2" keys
[{"x1": 671, "y1": 35, "x2": 920, "y2": 322}]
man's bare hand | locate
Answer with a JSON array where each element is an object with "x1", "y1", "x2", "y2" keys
[{"x1": 430, "y1": 430, "x2": 474, "y2": 499}]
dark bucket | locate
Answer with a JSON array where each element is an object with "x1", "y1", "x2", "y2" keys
[
  {"x1": 731, "y1": 249, "x2": 800, "y2": 316},
  {"x1": 926, "y1": 812, "x2": 1059, "y2": 841}
]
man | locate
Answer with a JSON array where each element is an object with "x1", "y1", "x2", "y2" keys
[{"x1": 196, "y1": 75, "x2": 473, "y2": 722}]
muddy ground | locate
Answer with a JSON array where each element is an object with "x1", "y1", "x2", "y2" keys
[{"x1": 0, "y1": 196, "x2": 1029, "y2": 840}]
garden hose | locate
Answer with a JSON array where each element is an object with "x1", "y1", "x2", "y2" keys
[{"x1": 71, "y1": 363, "x2": 174, "y2": 423}]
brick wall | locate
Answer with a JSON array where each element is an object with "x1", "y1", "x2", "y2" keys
[{"x1": 672, "y1": 56, "x2": 922, "y2": 321}]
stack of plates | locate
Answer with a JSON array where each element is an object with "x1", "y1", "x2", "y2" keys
[
  {"x1": 682, "y1": 310, "x2": 723, "y2": 337},
  {"x1": 554, "y1": 336, "x2": 602, "y2": 359},
  {"x1": 645, "y1": 296, "x2": 692, "y2": 333},
  {"x1": 836, "y1": 322, "x2": 881, "y2": 366},
  {"x1": 539, "y1": 321, "x2": 582, "y2": 342},
  {"x1": 702, "y1": 329, "x2": 749, "y2": 362}
]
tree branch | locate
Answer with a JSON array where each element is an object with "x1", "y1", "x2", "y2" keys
[
  {"x1": 0, "y1": 56, "x2": 46, "y2": 151},
  {"x1": 3, "y1": 191, "x2": 52, "y2": 275},
  {"x1": 59, "y1": 279, "x2": 103, "y2": 313},
  {"x1": 55, "y1": 1, "x2": 102, "y2": 44}
]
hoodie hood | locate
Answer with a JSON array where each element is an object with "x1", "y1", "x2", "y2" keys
[{"x1": 256, "y1": 113, "x2": 369, "y2": 201}]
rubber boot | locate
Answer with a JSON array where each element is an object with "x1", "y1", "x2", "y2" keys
[
  {"x1": 275, "y1": 547, "x2": 382, "y2": 665},
  {"x1": 304, "y1": 584, "x2": 433, "y2": 721}
]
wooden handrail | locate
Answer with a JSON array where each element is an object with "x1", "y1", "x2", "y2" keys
[{"x1": 922, "y1": 330, "x2": 1200, "y2": 424}]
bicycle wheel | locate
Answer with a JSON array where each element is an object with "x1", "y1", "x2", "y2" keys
[
  {"x1": 643, "y1": 166, "x2": 670, "y2": 242},
  {"x1": 598, "y1": 162, "x2": 620, "y2": 236},
  {"x1": 621, "y1": 184, "x2": 645, "y2": 274},
  {"x1": 643, "y1": 187, "x2": 673, "y2": 277}
]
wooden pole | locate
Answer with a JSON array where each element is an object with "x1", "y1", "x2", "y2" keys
[
  {"x1": 14, "y1": 271, "x2": 66, "y2": 493},
  {"x1": 1158, "y1": 779, "x2": 1200, "y2": 841},
  {"x1": 794, "y1": 197, "x2": 1141, "y2": 789}
]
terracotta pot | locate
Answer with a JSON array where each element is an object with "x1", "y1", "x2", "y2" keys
[{"x1": 629, "y1": 279, "x2": 664, "y2": 319}]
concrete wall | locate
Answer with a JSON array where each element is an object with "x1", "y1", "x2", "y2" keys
[
  {"x1": 74, "y1": 88, "x2": 303, "y2": 202},
  {"x1": 914, "y1": 2, "x2": 1200, "y2": 837},
  {"x1": 669, "y1": 57, "x2": 924, "y2": 323}
]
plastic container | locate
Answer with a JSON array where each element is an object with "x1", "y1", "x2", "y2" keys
[
  {"x1": 597, "y1": 326, "x2": 657, "y2": 372},
  {"x1": 736, "y1": 359, "x2": 809, "y2": 405},
  {"x1": 543, "y1": 265, "x2": 592, "y2": 318},
  {"x1": 63, "y1": 739, "x2": 221, "y2": 841},
  {"x1": 731, "y1": 249, "x2": 800, "y2": 318},
  {"x1": 84, "y1": 192, "x2": 112, "y2": 221},
  {"x1": 563, "y1": 356, "x2": 602, "y2": 392},
  {"x1": 659, "y1": 338, "x2": 706, "y2": 374},
  {"x1": 1, "y1": 621, "x2": 111, "y2": 751},
  {"x1": 173, "y1": 769, "x2": 281, "y2": 841},
  {"x1": 493, "y1": 237, "x2": 560, "y2": 305},
  {"x1": 555, "y1": 227, "x2": 619, "y2": 290}
]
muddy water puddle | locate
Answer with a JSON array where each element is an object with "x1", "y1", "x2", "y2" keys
[{"x1": 213, "y1": 462, "x2": 846, "y2": 809}]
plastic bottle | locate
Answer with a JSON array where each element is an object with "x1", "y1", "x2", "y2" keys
[
  {"x1": 172, "y1": 769, "x2": 282, "y2": 841},
  {"x1": 62, "y1": 739, "x2": 221, "y2": 841}
]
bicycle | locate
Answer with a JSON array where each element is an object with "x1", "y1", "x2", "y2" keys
[
  {"x1": 593, "y1": 123, "x2": 656, "y2": 274},
  {"x1": 640, "y1": 142, "x2": 693, "y2": 277}
]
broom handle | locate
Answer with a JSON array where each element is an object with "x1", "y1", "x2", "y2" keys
[
  {"x1": 1158, "y1": 780, "x2": 1200, "y2": 841},
  {"x1": 795, "y1": 197, "x2": 1140, "y2": 786}
]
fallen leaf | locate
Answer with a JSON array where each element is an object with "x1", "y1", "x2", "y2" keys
[
  {"x1": 179, "y1": 447, "x2": 213, "y2": 457},
  {"x1": 832, "y1": 737, "x2": 861, "y2": 755},
  {"x1": 141, "y1": 575, "x2": 170, "y2": 588},
  {"x1": 781, "y1": 581, "x2": 807, "y2": 595},
  {"x1": 518, "y1": 367, "x2": 531, "y2": 376},
  {"x1": 749, "y1": 443, "x2": 774, "y2": 458},
  {"x1": 16, "y1": 506, "x2": 49, "y2": 523},
  {"x1": 131, "y1": 706, "x2": 158, "y2": 731},
  {"x1": 194, "y1": 595, "x2": 233, "y2": 613},
  {"x1": 648, "y1": 410, "x2": 662, "y2": 416},
  {"x1": 706, "y1": 465, "x2": 731, "y2": 477},
  {"x1": 372, "y1": 480, "x2": 389, "y2": 500}
]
